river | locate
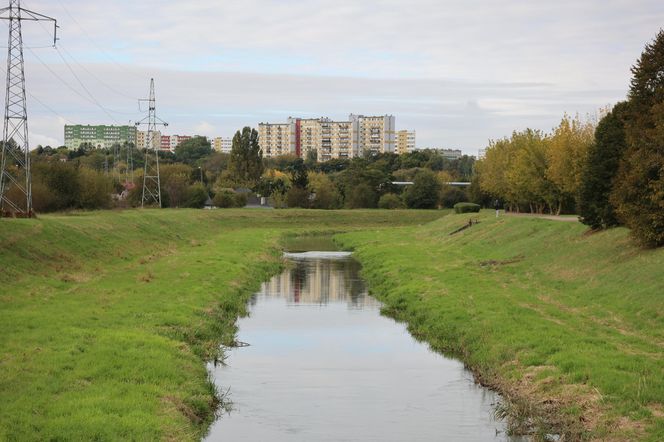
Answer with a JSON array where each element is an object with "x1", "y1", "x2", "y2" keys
[{"x1": 205, "y1": 241, "x2": 520, "y2": 441}]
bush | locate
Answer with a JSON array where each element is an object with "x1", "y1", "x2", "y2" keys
[
  {"x1": 213, "y1": 190, "x2": 245, "y2": 208},
  {"x1": 286, "y1": 186, "x2": 310, "y2": 208},
  {"x1": 453, "y1": 202, "x2": 481, "y2": 213},
  {"x1": 378, "y1": 193, "x2": 404, "y2": 209},
  {"x1": 184, "y1": 183, "x2": 208, "y2": 208},
  {"x1": 234, "y1": 192, "x2": 248, "y2": 207}
]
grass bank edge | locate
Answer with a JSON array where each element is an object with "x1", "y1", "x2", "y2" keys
[{"x1": 335, "y1": 212, "x2": 664, "y2": 441}]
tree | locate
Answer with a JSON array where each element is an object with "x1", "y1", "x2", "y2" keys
[
  {"x1": 578, "y1": 103, "x2": 628, "y2": 229},
  {"x1": 174, "y1": 137, "x2": 212, "y2": 165},
  {"x1": 308, "y1": 172, "x2": 341, "y2": 209},
  {"x1": 228, "y1": 127, "x2": 263, "y2": 186},
  {"x1": 611, "y1": 30, "x2": 664, "y2": 247},
  {"x1": 160, "y1": 164, "x2": 193, "y2": 208},
  {"x1": 546, "y1": 114, "x2": 595, "y2": 212},
  {"x1": 404, "y1": 169, "x2": 441, "y2": 209},
  {"x1": 345, "y1": 183, "x2": 378, "y2": 208},
  {"x1": 77, "y1": 168, "x2": 112, "y2": 210},
  {"x1": 286, "y1": 158, "x2": 308, "y2": 189}
]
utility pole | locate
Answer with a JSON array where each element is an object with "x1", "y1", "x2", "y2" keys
[
  {"x1": 0, "y1": 0, "x2": 57, "y2": 217},
  {"x1": 135, "y1": 78, "x2": 167, "y2": 208}
]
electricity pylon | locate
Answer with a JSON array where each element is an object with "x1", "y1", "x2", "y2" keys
[
  {"x1": 0, "y1": 0, "x2": 57, "y2": 217},
  {"x1": 135, "y1": 78, "x2": 167, "y2": 208}
]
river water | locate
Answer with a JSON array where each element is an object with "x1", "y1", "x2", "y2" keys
[{"x1": 205, "y1": 248, "x2": 519, "y2": 441}]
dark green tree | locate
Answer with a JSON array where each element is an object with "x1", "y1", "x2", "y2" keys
[
  {"x1": 611, "y1": 30, "x2": 664, "y2": 247},
  {"x1": 228, "y1": 127, "x2": 263, "y2": 186},
  {"x1": 404, "y1": 169, "x2": 441, "y2": 209},
  {"x1": 345, "y1": 183, "x2": 378, "y2": 208},
  {"x1": 174, "y1": 136, "x2": 212, "y2": 165},
  {"x1": 578, "y1": 103, "x2": 628, "y2": 229},
  {"x1": 286, "y1": 158, "x2": 308, "y2": 189}
]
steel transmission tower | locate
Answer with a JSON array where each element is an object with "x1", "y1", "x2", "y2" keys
[
  {"x1": 0, "y1": 1, "x2": 57, "y2": 217},
  {"x1": 135, "y1": 78, "x2": 167, "y2": 208}
]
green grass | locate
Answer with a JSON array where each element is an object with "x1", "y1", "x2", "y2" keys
[
  {"x1": 337, "y1": 211, "x2": 664, "y2": 441},
  {"x1": 0, "y1": 209, "x2": 444, "y2": 441}
]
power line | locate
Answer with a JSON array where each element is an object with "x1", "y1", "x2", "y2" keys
[
  {"x1": 56, "y1": 44, "x2": 139, "y2": 101},
  {"x1": 53, "y1": 46, "x2": 127, "y2": 123},
  {"x1": 54, "y1": 0, "x2": 148, "y2": 81},
  {"x1": 26, "y1": 46, "x2": 119, "y2": 122},
  {"x1": 20, "y1": 3, "x2": 140, "y2": 103}
]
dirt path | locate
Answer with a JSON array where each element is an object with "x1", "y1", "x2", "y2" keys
[{"x1": 503, "y1": 212, "x2": 580, "y2": 222}]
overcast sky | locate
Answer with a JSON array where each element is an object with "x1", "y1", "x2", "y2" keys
[{"x1": 7, "y1": 0, "x2": 664, "y2": 154}]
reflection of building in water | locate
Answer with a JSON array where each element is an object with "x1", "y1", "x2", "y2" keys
[{"x1": 258, "y1": 258, "x2": 377, "y2": 308}]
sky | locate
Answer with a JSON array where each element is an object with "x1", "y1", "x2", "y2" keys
[{"x1": 5, "y1": 0, "x2": 664, "y2": 155}]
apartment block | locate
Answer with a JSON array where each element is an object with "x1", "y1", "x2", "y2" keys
[
  {"x1": 258, "y1": 123, "x2": 293, "y2": 157},
  {"x1": 211, "y1": 137, "x2": 233, "y2": 153},
  {"x1": 136, "y1": 130, "x2": 162, "y2": 151},
  {"x1": 64, "y1": 124, "x2": 137, "y2": 150},
  {"x1": 349, "y1": 114, "x2": 396, "y2": 155},
  {"x1": 259, "y1": 114, "x2": 395, "y2": 161},
  {"x1": 396, "y1": 130, "x2": 416, "y2": 154}
]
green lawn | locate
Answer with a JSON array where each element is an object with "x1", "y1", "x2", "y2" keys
[
  {"x1": 0, "y1": 209, "x2": 443, "y2": 441},
  {"x1": 337, "y1": 211, "x2": 664, "y2": 441}
]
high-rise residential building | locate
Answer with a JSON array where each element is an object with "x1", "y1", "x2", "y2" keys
[
  {"x1": 136, "y1": 130, "x2": 161, "y2": 151},
  {"x1": 64, "y1": 124, "x2": 137, "y2": 150},
  {"x1": 211, "y1": 137, "x2": 232, "y2": 153},
  {"x1": 258, "y1": 123, "x2": 293, "y2": 157},
  {"x1": 349, "y1": 114, "x2": 396, "y2": 155},
  {"x1": 258, "y1": 114, "x2": 395, "y2": 161},
  {"x1": 396, "y1": 130, "x2": 416, "y2": 154}
]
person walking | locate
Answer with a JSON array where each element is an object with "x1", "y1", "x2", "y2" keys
[{"x1": 494, "y1": 199, "x2": 500, "y2": 218}]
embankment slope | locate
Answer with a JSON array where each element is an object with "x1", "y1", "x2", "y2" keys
[{"x1": 338, "y1": 212, "x2": 664, "y2": 441}]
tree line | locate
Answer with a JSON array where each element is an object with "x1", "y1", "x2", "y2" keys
[
  {"x1": 474, "y1": 29, "x2": 664, "y2": 247},
  {"x1": 25, "y1": 128, "x2": 477, "y2": 212}
]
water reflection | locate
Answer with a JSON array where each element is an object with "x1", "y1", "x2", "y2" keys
[
  {"x1": 250, "y1": 255, "x2": 373, "y2": 308},
  {"x1": 206, "y1": 253, "x2": 520, "y2": 442}
]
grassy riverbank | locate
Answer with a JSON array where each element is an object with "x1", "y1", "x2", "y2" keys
[
  {"x1": 0, "y1": 209, "x2": 443, "y2": 440},
  {"x1": 337, "y1": 212, "x2": 664, "y2": 441}
]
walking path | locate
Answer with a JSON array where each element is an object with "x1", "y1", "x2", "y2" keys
[{"x1": 503, "y1": 212, "x2": 580, "y2": 222}]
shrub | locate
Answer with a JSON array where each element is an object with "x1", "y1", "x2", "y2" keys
[
  {"x1": 453, "y1": 202, "x2": 481, "y2": 214},
  {"x1": 184, "y1": 183, "x2": 208, "y2": 208},
  {"x1": 378, "y1": 193, "x2": 404, "y2": 209},
  {"x1": 286, "y1": 186, "x2": 310, "y2": 208},
  {"x1": 234, "y1": 192, "x2": 248, "y2": 207},
  {"x1": 213, "y1": 190, "x2": 245, "y2": 208}
]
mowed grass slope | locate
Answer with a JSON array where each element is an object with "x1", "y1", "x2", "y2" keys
[
  {"x1": 0, "y1": 209, "x2": 444, "y2": 440},
  {"x1": 338, "y1": 212, "x2": 664, "y2": 441}
]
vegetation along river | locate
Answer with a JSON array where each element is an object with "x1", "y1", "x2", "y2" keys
[{"x1": 205, "y1": 238, "x2": 522, "y2": 441}]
